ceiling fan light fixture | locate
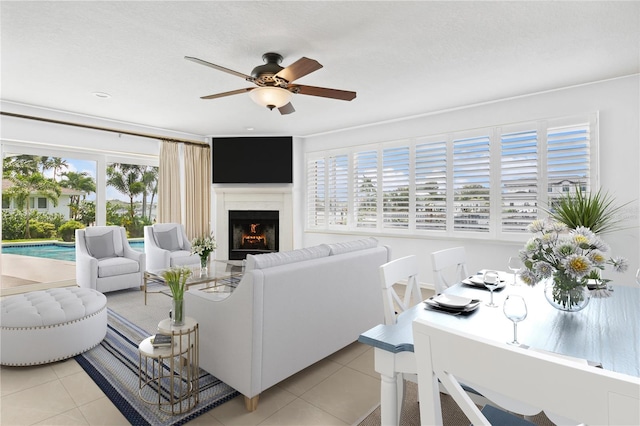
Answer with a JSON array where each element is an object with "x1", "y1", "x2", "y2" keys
[{"x1": 249, "y1": 87, "x2": 292, "y2": 110}]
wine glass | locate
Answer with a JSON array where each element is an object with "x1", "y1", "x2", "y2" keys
[
  {"x1": 483, "y1": 270, "x2": 500, "y2": 307},
  {"x1": 503, "y1": 295, "x2": 528, "y2": 345},
  {"x1": 508, "y1": 256, "x2": 522, "y2": 286}
]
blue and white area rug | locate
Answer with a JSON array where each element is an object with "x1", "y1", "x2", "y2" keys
[{"x1": 75, "y1": 308, "x2": 239, "y2": 426}]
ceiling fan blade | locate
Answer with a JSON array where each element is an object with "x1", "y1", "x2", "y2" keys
[
  {"x1": 185, "y1": 56, "x2": 253, "y2": 80},
  {"x1": 278, "y1": 102, "x2": 295, "y2": 115},
  {"x1": 275, "y1": 57, "x2": 322, "y2": 83},
  {"x1": 200, "y1": 88, "x2": 255, "y2": 100},
  {"x1": 291, "y1": 85, "x2": 356, "y2": 101}
]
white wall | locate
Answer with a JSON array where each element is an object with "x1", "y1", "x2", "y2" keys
[{"x1": 301, "y1": 76, "x2": 640, "y2": 287}]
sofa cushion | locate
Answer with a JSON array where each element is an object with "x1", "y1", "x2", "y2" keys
[
  {"x1": 155, "y1": 227, "x2": 181, "y2": 251},
  {"x1": 326, "y1": 237, "x2": 378, "y2": 255},
  {"x1": 97, "y1": 257, "x2": 140, "y2": 278},
  {"x1": 85, "y1": 230, "x2": 116, "y2": 259},
  {"x1": 170, "y1": 250, "x2": 200, "y2": 267},
  {"x1": 246, "y1": 244, "x2": 331, "y2": 270}
]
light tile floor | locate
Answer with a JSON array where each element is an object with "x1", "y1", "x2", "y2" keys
[{"x1": 0, "y1": 255, "x2": 432, "y2": 426}]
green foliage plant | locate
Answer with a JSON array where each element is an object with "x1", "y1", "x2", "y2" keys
[
  {"x1": 58, "y1": 220, "x2": 85, "y2": 242},
  {"x1": 28, "y1": 221, "x2": 57, "y2": 239},
  {"x1": 544, "y1": 186, "x2": 631, "y2": 235}
]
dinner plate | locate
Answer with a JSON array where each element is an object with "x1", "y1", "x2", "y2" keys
[
  {"x1": 424, "y1": 297, "x2": 480, "y2": 314},
  {"x1": 433, "y1": 294, "x2": 473, "y2": 308},
  {"x1": 463, "y1": 276, "x2": 507, "y2": 289}
]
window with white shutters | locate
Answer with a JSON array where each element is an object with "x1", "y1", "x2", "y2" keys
[
  {"x1": 415, "y1": 138, "x2": 447, "y2": 231},
  {"x1": 382, "y1": 145, "x2": 410, "y2": 229},
  {"x1": 306, "y1": 156, "x2": 325, "y2": 228},
  {"x1": 327, "y1": 154, "x2": 348, "y2": 226},
  {"x1": 354, "y1": 150, "x2": 378, "y2": 228},
  {"x1": 500, "y1": 129, "x2": 538, "y2": 232},
  {"x1": 453, "y1": 134, "x2": 491, "y2": 232},
  {"x1": 305, "y1": 113, "x2": 596, "y2": 240}
]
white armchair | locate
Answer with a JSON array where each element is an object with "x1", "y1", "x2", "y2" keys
[
  {"x1": 75, "y1": 226, "x2": 146, "y2": 293},
  {"x1": 144, "y1": 223, "x2": 200, "y2": 272}
]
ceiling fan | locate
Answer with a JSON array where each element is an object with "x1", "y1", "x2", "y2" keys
[{"x1": 185, "y1": 52, "x2": 356, "y2": 115}]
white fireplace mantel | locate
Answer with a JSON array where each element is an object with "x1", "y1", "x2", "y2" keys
[{"x1": 213, "y1": 185, "x2": 293, "y2": 260}]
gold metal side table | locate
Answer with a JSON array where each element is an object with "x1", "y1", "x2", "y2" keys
[{"x1": 138, "y1": 317, "x2": 199, "y2": 414}]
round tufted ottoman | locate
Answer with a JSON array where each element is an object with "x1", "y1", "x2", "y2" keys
[{"x1": 1, "y1": 287, "x2": 107, "y2": 366}]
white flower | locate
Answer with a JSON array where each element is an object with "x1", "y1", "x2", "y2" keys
[{"x1": 517, "y1": 221, "x2": 626, "y2": 286}]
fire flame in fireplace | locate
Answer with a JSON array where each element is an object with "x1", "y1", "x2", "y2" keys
[{"x1": 242, "y1": 223, "x2": 267, "y2": 248}]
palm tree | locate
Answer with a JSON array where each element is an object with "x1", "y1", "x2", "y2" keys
[
  {"x1": 5, "y1": 173, "x2": 61, "y2": 238},
  {"x1": 48, "y1": 157, "x2": 70, "y2": 181},
  {"x1": 60, "y1": 171, "x2": 96, "y2": 220},
  {"x1": 107, "y1": 164, "x2": 145, "y2": 223},
  {"x1": 141, "y1": 166, "x2": 158, "y2": 221}
]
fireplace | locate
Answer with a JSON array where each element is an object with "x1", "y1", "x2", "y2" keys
[{"x1": 228, "y1": 210, "x2": 279, "y2": 260}]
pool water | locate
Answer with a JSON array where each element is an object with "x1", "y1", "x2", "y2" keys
[{"x1": 2, "y1": 241, "x2": 144, "y2": 262}]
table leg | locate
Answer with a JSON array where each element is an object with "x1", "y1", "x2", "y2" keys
[
  {"x1": 380, "y1": 372, "x2": 399, "y2": 426},
  {"x1": 143, "y1": 274, "x2": 148, "y2": 305},
  {"x1": 375, "y1": 348, "x2": 403, "y2": 426}
]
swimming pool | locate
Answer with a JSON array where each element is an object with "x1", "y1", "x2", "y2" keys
[{"x1": 2, "y1": 241, "x2": 144, "y2": 262}]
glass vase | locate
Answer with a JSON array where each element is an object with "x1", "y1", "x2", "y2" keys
[
  {"x1": 172, "y1": 298, "x2": 185, "y2": 326},
  {"x1": 544, "y1": 273, "x2": 590, "y2": 312},
  {"x1": 200, "y1": 255, "x2": 209, "y2": 276}
]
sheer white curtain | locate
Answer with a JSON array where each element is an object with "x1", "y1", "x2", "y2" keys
[
  {"x1": 157, "y1": 141, "x2": 181, "y2": 223},
  {"x1": 184, "y1": 143, "x2": 211, "y2": 240}
]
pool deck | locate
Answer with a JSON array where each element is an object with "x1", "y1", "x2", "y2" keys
[{"x1": 1, "y1": 254, "x2": 76, "y2": 296}]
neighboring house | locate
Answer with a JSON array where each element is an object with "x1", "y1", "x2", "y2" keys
[{"x1": 1, "y1": 179, "x2": 83, "y2": 220}]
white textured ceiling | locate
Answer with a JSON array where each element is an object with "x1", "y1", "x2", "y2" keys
[{"x1": 1, "y1": 1, "x2": 638, "y2": 138}]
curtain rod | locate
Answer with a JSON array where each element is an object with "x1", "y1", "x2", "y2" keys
[{"x1": 0, "y1": 111, "x2": 209, "y2": 147}]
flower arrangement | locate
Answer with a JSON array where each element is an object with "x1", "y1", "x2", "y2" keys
[
  {"x1": 161, "y1": 266, "x2": 192, "y2": 325},
  {"x1": 191, "y1": 233, "x2": 216, "y2": 267},
  {"x1": 519, "y1": 220, "x2": 628, "y2": 285},
  {"x1": 518, "y1": 220, "x2": 627, "y2": 309},
  {"x1": 161, "y1": 266, "x2": 192, "y2": 300}
]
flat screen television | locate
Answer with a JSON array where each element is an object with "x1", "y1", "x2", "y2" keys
[{"x1": 212, "y1": 136, "x2": 293, "y2": 184}]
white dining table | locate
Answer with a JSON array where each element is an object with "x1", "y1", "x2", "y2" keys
[{"x1": 358, "y1": 277, "x2": 640, "y2": 426}]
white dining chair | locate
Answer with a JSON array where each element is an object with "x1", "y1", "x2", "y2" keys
[
  {"x1": 412, "y1": 317, "x2": 640, "y2": 426},
  {"x1": 377, "y1": 255, "x2": 423, "y2": 424},
  {"x1": 379, "y1": 255, "x2": 423, "y2": 325},
  {"x1": 431, "y1": 247, "x2": 469, "y2": 294}
]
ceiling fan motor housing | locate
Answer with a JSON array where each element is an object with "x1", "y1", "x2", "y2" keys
[{"x1": 251, "y1": 52, "x2": 285, "y2": 86}]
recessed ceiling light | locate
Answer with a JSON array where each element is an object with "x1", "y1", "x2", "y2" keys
[
  {"x1": 246, "y1": 127, "x2": 254, "y2": 131},
  {"x1": 92, "y1": 92, "x2": 111, "y2": 99}
]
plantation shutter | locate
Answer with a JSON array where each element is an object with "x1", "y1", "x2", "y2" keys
[
  {"x1": 382, "y1": 145, "x2": 410, "y2": 229},
  {"x1": 415, "y1": 138, "x2": 447, "y2": 231},
  {"x1": 453, "y1": 134, "x2": 491, "y2": 232},
  {"x1": 546, "y1": 122, "x2": 591, "y2": 204},
  {"x1": 353, "y1": 150, "x2": 378, "y2": 228},
  {"x1": 327, "y1": 154, "x2": 348, "y2": 226},
  {"x1": 500, "y1": 129, "x2": 538, "y2": 232},
  {"x1": 306, "y1": 156, "x2": 325, "y2": 227}
]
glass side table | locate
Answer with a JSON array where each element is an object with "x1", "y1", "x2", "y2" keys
[{"x1": 138, "y1": 316, "x2": 199, "y2": 414}]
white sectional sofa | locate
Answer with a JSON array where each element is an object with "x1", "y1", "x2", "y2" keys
[{"x1": 184, "y1": 238, "x2": 389, "y2": 411}]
